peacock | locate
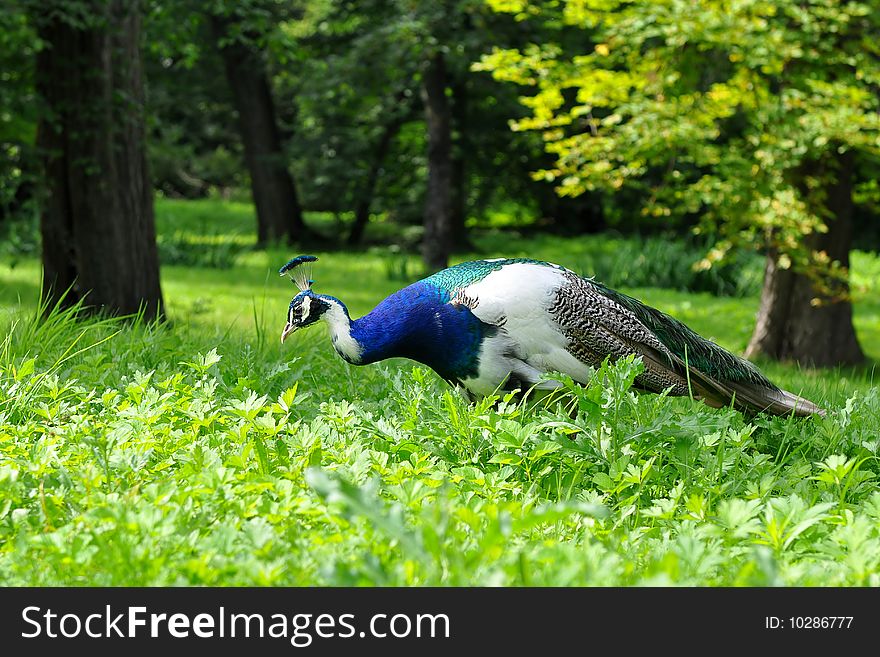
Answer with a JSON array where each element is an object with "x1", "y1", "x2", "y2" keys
[{"x1": 278, "y1": 255, "x2": 823, "y2": 417}]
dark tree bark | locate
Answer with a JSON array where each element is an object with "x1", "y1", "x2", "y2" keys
[
  {"x1": 34, "y1": 1, "x2": 164, "y2": 320},
  {"x1": 210, "y1": 14, "x2": 306, "y2": 247},
  {"x1": 745, "y1": 151, "x2": 865, "y2": 367},
  {"x1": 421, "y1": 51, "x2": 454, "y2": 272}
]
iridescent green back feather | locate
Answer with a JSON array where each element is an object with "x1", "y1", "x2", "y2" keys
[{"x1": 423, "y1": 258, "x2": 560, "y2": 293}]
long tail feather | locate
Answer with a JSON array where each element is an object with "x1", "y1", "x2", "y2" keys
[
  {"x1": 683, "y1": 364, "x2": 825, "y2": 417},
  {"x1": 589, "y1": 280, "x2": 825, "y2": 418}
]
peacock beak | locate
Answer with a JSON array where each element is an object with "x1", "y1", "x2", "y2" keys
[{"x1": 281, "y1": 322, "x2": 297, "y2": 343}]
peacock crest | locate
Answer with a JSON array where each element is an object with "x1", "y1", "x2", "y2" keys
[{"x1": 279, "y1": 255, "x2": 317, "y2": 292}]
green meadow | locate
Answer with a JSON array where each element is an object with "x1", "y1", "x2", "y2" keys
[{"x1": 1, "y1": 198, "x2": 878, "y2": 585}]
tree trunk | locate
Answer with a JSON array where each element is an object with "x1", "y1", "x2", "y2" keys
[
  {"x1": 421, "y1": 52, "x2": 454, "y2": 272},
  {"x1": 34, "y1": 1, "x2": 164, "y2": 320},
  {"x1": 348, "y1": 117, "x2": 404, "y2": 246},
  {"x1": 210, "y1": 15, "x2": 305, "y2": 247},
  {"x1": 745, "y1": 152, "x2": 865, "y2": 366}
]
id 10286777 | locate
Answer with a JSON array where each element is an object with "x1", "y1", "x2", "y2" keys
[{"x1": 765, "y1": 616, "x2": 854, "y2": 630}]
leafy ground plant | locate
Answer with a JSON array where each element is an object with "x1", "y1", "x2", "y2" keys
[
  {"x1": 0, "y1": 200, "x2": 877, "y2": 585},
  {"x1": 0, "y1": 298, "x2": 878, "y2": 585}
]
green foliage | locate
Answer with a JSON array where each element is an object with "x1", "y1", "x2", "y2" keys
[
  {"x1": 141, "y1": 0, "x2": 565, "y2": 234},
  {"x1": 0, "y1": 304, "x2": 878, "y2": 585},
  {"x1": 368, "y1": 245, "x2": 419, "y2": 282},
  {"x1": 1, "y1": 208, "x2": 879, "y2": 585},
  {"x1": 0, "y1": 6, "x2": 39, "y2": 225},
  {"x1": 0, "y1": 209, "x2": 39, "y2": 267},
  {"x1": 574, "y1": 234, "x2": 762, "y2": 297},
  {"x1": 480, "y1": 0, "x2": 880, "y2": 271},
  {"x1": 152, "y1": 197, "x2": 251, "y2": 268},
  {"x1": 158, "y1": 231, "x2": 245, "y2": 269},
  {"x1": 144, "y1": 3, "x2": 249, "y2": 198}
]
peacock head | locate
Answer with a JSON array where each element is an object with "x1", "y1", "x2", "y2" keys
[
  {"x1": 279, "y1": 255, "x2": 352, "y2": 344},
  {"x1": 282, "y1": 289, "x2": 332, "y2": 342}
]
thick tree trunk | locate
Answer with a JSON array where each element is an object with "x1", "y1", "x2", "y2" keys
[
  {"x1": 210, "y1": 15, "x2": 305, "y2": 246},
  {"x1": 34, "y1": 1, "x2": 164, "y2": 320},
  {"x1": 745, "y1": 152, "x2": 865, "y2": 366},
  {"x1": 348, "y1": 117, "x2": 404, "y2": 246},
  {"x1": 421, "y1": 52, "x2": 454, "y2": 272}
]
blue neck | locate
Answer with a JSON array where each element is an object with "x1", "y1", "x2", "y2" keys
[{"x1": 346, "y1": 282, "x2": 490, "y2": 382}]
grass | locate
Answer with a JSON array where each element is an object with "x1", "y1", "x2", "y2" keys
[{"x1": 0, "y1": 198, "x2": 878, "y2": 585}]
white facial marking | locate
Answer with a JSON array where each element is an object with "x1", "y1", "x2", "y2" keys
[{"x1": 300, "y1": 294, "x2": 311, "y2": 319}]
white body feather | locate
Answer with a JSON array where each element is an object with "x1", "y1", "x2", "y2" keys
[
  {"x1": 323, "y1": 299, "x2": 363, "y2": 363},
  {"x1": 459, "y1": 262, "x2": 592, "y2": 395}
]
